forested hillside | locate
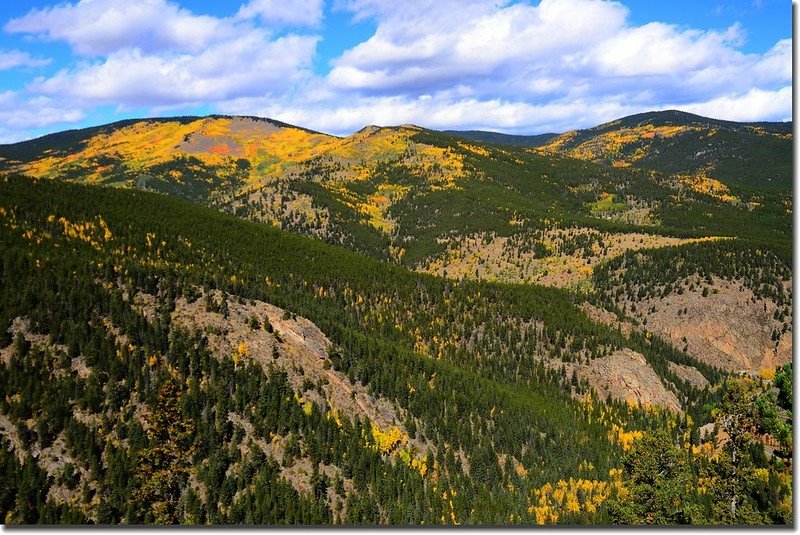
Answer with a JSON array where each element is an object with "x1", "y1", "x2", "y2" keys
[
  {"x1": 535, "y1": 110, "x2": 792, "y2": 188},
  {"x1": 0, "y1": 176, "x2": 792, "y2": 525},
  {"x1": 0, "y1": 108, "x2": 792, "y2": 525}
]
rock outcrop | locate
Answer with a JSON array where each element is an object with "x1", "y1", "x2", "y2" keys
[
  {"x1": 576, "y1": 348, "x2": 682, "y2": 413},
  {"x1": 634, "y1": 277, "x2": 791, "y2": 372}
]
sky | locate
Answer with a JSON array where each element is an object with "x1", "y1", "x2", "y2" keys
[{"x1": 0, "y1": 0, "x2": 791, "y2": 142}]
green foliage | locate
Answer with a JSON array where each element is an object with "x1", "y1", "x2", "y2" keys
[
  {"x1": 605, "y1": 373, "x2": 793, "y2": 525},
  {"x1": 0, "y1": 110, "x2": 791, "y2": 529},
  {"x1": 0, "y1": 176, "x2": 633, "y2": 525},
  {"x1": 773, "y1": 363, "x2": 792, "y2": 410},
  {"x1": 543, "y1": 110, "x2": 792, "y2": 189},
  {"x1": 604, "y1": 429, "x2": 706, "y2": 525}
]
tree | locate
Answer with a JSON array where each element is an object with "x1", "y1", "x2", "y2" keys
[
  {"x1": 605, "y1": 429, "x2": 706, "y2": 525},
  {"x1": 130, "y1": 380, "x2": 196, "y2": 524}
]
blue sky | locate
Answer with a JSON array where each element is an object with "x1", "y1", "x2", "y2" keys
[{"x1": 0, "y1": 0, "x2": 791, "y2": 142}]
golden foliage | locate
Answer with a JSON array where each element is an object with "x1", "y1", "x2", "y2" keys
[
  {"x1": 457, "y1": 141, "x2": 491, "y2": 157},
  {"x1": 758, "y1": 368, "x2": 776, "y2": 381},
  {"x1": 370, "y1": 425, "x2": 408, "y2": 454},
  {"x1": 678, "y1": 172, "x2": 739, "y2": 203},
  {"x1": 536, "y1": 124, "x2": 700, "y2": 166},
  {"x1": 527, "y1": 470, "x2": 627, "y2": 524}
]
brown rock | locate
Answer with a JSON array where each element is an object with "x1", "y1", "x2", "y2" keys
[{"x1": 577, "y1": 348, "x2": 682, "y2": 413}]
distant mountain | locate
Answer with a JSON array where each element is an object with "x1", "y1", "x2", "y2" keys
[
  {"x1": 535, "y1": 110, "x2": 792, "y2": 188},
  {"x1": 443, "y1": 129, "x2": 558, "y2": 147},
  {"x1": 0, "y1": 112, "x2": 791, "y2": 266}
]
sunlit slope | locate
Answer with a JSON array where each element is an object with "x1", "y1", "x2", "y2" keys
[
  {"x1": 535, "y1": 110, "x2": 792, "y2": 189},
  {"x1": 0, "y1": 114, "x2": 791, "y2": 282},
  {"x1": 0, "y1": 175, "x2": 731, "y2": 524},
  {"x1": 0, "y1": 116, "x2": 337, "y2": 191}
]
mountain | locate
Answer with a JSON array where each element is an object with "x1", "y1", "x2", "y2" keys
[
  {"x1": 0, "y1": 113, "x2": 792, "y2": 374},
  {"x1": 0, "y1": 175, "x2": 790, "y2": 525},
  {"x1": 0, "y1": 112, "x2": 793, "y2": 525},
  {"x1": 533, "y1": 110, "x2": 792, "y2": 188},
  {"x1": 443, "y1": 129, "x2": 559, "y2": 147}
]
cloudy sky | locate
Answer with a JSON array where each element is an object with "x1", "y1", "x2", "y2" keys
[{"x1": 0, "y1": 0, "x2": 791, "y2": 142}]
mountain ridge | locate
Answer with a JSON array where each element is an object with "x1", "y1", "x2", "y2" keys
[{"x1": 2, "y1": 108, "x2": 790, "y2": 154}]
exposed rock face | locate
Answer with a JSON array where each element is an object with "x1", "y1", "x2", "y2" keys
[
  {"x1": 179, "y1": 117, "x2": 282, "y2": 156},
  {"x1": 170, "y1": 291, "x2": 427, "y2": 451},
  {"x1": 668, "y1": 362, "x2": 709, "y2": 390},
  {"x1": 576, "y1": 348, "x2": 682, "y2": 413},
  {"x1": 0, "y1": 316, "x2": 68, "y2": 366},
  {"x1": 634, "y1": 277, "x2": 791, "y2": 372}
]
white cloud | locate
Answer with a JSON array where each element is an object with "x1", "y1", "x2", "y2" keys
[
  {"x1": 0, "y1": 50, "x2": 50, "y2": 70},
  {"x1": 328, "y1": 0, "x2": 627, "y2": 95},
  {"x1": 7, "y1": 0, "x2": 321, "y2": 113},
  {"x1": 5, "y1": 0, "x2": 232, "y2": 56},
  {"x1": 32, "y1": 33, "x2": 319, "y2": 107},
  {"x1": 326, "y1": 0, "x2": 791, "y2": 121},
  {"x1": 237, "y1": 0, "x2": 325, "y2": 27},
  {"x1": 0, "y1": 91, "x2": 85, "y2": 132},
  {"x1": 0, "y1": 0, "x2": 791, "y2": 142},
  {"x1": 218, "y1": 92, "x2": 642, "y2": 136},
  {"x1": 677, "y1": 86, "x2": 792, "y2": 123}
]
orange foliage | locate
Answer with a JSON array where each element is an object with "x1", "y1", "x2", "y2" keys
[{"x1": 210, "y1": 145, "x2": 231, "y2": 154}]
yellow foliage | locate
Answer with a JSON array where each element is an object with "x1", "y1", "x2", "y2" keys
[
  {"x1": 326, "y1": 407, "x2": 344, "y2": 428},
  {"x1": 371, "y1": 425, "x2": 408, "y2": 454},
  {"x1": 50, "y1": 215, "x2": 111, "y2": 250},
  {"x1": 608, "y1": 424, "x2": 644, "y2": 452},
  {"x1": 293, "y1": 392, "x2": 314, "y2": 416},
  {"x1": 410, "y1": 455, "x2": 428, "y2": 477},
  {"x1": 536, "y1": 124, "x2": 699, "y2": 166},
  {"x1": 758, "y1": 368, "x2": 776, "y2": 381},
  {"x1": 457, "y1": 141, "x2": 491, "y2": 157},
  {"x1": 527, "y1": 472, "x2": 626, "y2": 524},
  {"x1": 678, "y1": 172, "x2": 739, "y2": 203}
]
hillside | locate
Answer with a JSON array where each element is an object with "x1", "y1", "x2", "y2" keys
[
  {"x1": 443, "y1": 130, "x2": 558, "y2": 147},
  {"x1": 0, "y1": 114, "x2": 790, "y2": 255},
  {"x1": 0, "y1": 113, "x2": 792, "y2": 376},
  {"x1": 0, "y1": 112, "x2": 793, "y2": 525},
  {"x1": 534, "y1": 110, "x2": 792, "y2": 189},
  {"x1": 0, "y1": 176, "x2": 791, "y2": 525}
]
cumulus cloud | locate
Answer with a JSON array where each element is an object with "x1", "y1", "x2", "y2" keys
[
  {"x1": 218, "y1": 92, "x2": 641, "y2": 136},
  {"x1": 31, "y1": 33, "x2": 319, "y2": 107},
  {"x1": 678, "y1": 86, "x2": 792, "y2": 123},
  {"x1": 5, "y1": 0, "x2": 232, "y2": 56},
  {"x1": 330, "y1": 0, "x2": 789, "y2": 104},
  {"x1": 6, "y1": 0, "x2": 321, "y2": 113},
  {"x1": 0, "y1": 91, "x2": 85, "y2": 133},
  {"x1": 0, "y1": 0, "x2": 791, "y2": 141},
  {"x1": 0, "y1": 50, "x2": 50, "y2": 70},
  {"x1": 237, "y1": 0, "x2": 325, "y2": 27}
]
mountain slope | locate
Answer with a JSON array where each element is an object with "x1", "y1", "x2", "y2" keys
[
  {"x1": 534, "y1": 110, "x2": 792, "y2": 188},
  {"x1": 0, "y1": 175, "x2": 726, "y2": 524},
  {"x1": 443, "y1": 129, "x2": 558, "y2": 147},
  {"x1": 0, "y1": 109, "x2": 793, "y2": 525},
  {"x1": 0, "y1": 113, "x2": 792, "y2": 375}
]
